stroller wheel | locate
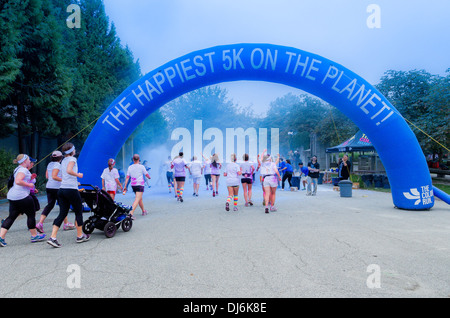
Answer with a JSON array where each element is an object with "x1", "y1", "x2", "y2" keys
[
  {"x1": 104, "y1": 221, "x2": 117, "y2": 238},
  {"x1": 121, "y1": 217, "x2": 133, "y2": 232},
  {"x1": 82, "y1": 220, "x2": 95, "y2": 235}
]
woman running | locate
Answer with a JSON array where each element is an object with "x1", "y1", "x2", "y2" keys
[
  {"x1": 123, "y1": 154, "x2": 151, "y2": 218},
  {"x1": 210, "y1": 153, "x2": 222, "y2": 197},
  {"x1": 101, "y1": 158, "x2": 123, "y2": 200},
  {"x1": 260, "y1": 152, "x2": 282, "y2": 214},
  {"x1": 240, "y1": 153, "x2": 255, "y2": 207},
  {"x1": 165, "y1": 156, "x2": 175, "y2": 194},
  {"x1": 47, "y1": 143, "x2": 90, "y2": 248},
  {"x1": 189, "y1": 156, "x2": 203, "y2": 197},
  {"x1": 0, "y1": 154, "x2": 46, "y2": 247},
  {"x1": 202, "y1": 155, "x2": 212, "y2": 191},
  {"x1": 171, "y1": 152, "x2": 189, "y2": 202},
  {"x1": 224, "y1": 154, "x2": 241, "y2": 211},
  {"x1": 36, "y1": 151, "x2": 75, "y2": 234}
]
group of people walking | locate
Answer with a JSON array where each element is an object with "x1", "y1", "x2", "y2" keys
[
  {"x1": 1, "y1": 144, "x2": 342, "y2": 248},
  {"x1": 166, "y1": 150, "x2": 284, "y2": 214},
  {"x1": 1, "y1": 143, "x2": 90, "y2": 248}
]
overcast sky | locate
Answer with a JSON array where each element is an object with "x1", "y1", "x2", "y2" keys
[{"x1": 103, "y1": 0, "x2": 450, "y2": 115}]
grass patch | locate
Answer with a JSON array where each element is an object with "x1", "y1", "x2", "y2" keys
[{"x1": 433, "y1": 183, "x2": 450, "y2": 195}]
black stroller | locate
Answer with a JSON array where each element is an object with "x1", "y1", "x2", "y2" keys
[{"x1": 79, "y1": 184, "x2": 133, "y2": 238}]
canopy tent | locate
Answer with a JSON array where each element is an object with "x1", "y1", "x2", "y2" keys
[{"x1": 326, "y1": 130, "x2": 375, "y2": 153}]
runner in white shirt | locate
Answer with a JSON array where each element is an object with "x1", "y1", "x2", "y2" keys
[
  {"x1": 223, "y1": 154, "x2": 242, "y2": 211},
  {"x1": 101, "y1": 158, "x2": 123, "y2": 200},
  {"x1": 240, "y1": 154, "x2": 255, "y2": 207},
  {"x1": 210, "y1": 153, "x2": 222, "y2": 197},
  {"x1": 202, "y1": 155, "x2": 212, "y2": 191},
  {"x1": 165, "y1": 156, "x2": 175, "y2": 194},
  {"x1": 259, "y1": 150, "x2": 281, "y2": 214},
  {"x1": 47, "y1": 143, "x2": 90, "y2": 248},
  {"x1": 189, "y1": 156, "x2": 203, "y2": 197},
  {"x1": 171, "y1": 152, "x2": 190, "y2": 202},
  {"x1": 36, "y1": 151, "x2": 74, "y2": 234},
  {"x1": 0, "y1": 154, "x2": 46, "y2": 247},
  {"x1": 123, "y1": 154, "x2": 151, "y2": 218}
]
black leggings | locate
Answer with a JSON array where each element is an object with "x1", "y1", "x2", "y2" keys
[
  {"x1": 2, "y1": 196, "x2": 36, "y2": 230},
  {"x1": 41, "y1": 188, "x2": 59, "y2": 217},
  {"x1": 204, "y1": 174, "x2": 211, "y2": 185},
  {"x1": 282, "y1": 172, "x2": 292, "y2": 189},
  {"x1": 53, "y1": 188, "x2": 83, "y2": 228}
]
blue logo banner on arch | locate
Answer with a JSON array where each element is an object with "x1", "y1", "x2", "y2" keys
[{"x1": 78, "y1": 43, "x2": 435, "y2": 210}]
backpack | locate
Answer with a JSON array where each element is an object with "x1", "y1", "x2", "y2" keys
[{"x1": 7, "y1": 168, "x2": 19, "y2": 190}]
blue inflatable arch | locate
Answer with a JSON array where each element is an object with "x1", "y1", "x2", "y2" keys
[{"x1": 78, "y1": 43, "x2": 440, "y2": 210}]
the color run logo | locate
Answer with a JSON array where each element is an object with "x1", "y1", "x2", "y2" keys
[
  {"x1": 403, "y1": 185, "x2": 433, "y2": 206},
  {"x1": 170, "y1": 120, "x2": 279, "y2": 162}
]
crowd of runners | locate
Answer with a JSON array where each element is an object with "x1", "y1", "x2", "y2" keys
[{"x1": 1, "y1": 145, "x2": 324, "y2": 248}]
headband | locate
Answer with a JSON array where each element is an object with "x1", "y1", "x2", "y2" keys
[
  {"x1": 18, "y1": 154, "x2": 29, "y2": 164},
  {"x1": 64, "y1": 146, "x2": 75, "y2": 154}
]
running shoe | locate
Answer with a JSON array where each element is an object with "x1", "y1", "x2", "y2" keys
[
  {"x1": 36, "y1": 222, "x2": 44, "y2": 233},
  {"x1": 63, "y1": 222, "x2": 75, "y2": 231},
  {"x1": 213, "y1": 191, "x2": 215, "y2": 197},
  {"x1": 76, "y1": 234, "x2": 90, "y2": 243},
  {"x1": 225, "y1": 202, "x2": 230, "y2": 211},
  {"x1": 180, "y1": 196, "x2": 183, "y2": 202},
  {"x1": 249, "y1": 200, "x2": 253, "y2": 206},
  {"x1": 31, "y1": 233, "x2": 46, "y2": 243},
  {"x1": 47, "y1": 237, "x2": 62, "y2": 248},
  {"x1": 0, "y1": 237, "x2": 6, "y2": 247},
  {"x1": 265, "y1": 207, "x2": 269, "y2": 214},
  {"x1": 233, "y1": 207, "x2": 238, "y2": 211},
  {"x1": 142, "y1": 210, "x2": 148, "y2": 216},
  {"x1": 245, "y1": 202, "x2": 249, "y2": 207},
  {"x1": 130, "y1": 215, "x2": 136, "y2": 220},
  {"x1": 270, "y1": 206, "x2": 277, "y2": 212}
]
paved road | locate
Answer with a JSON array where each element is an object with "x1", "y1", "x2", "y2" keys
[{"x1": 0, "y1": 182, "x2": 449, "y2": 298}]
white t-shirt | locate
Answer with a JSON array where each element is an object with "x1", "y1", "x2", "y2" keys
[
  {"x1": 189, "y1": 160, "x2": 203, "y2": 177},
  {"x1": 46, "y1": 162, "x2": 62, "y2": 189},
  {"x1": 172, "y1": 158, "x2": 187, "y2": 177},
  {"x1": 260, "y1": 161, "x2": 278, "y2": 181},
  {"x1": 203, "y1": 159, "x2": 211, "y2": 174},
  {"x1": 101, "y1": 167, "x2": 120, "y2": 191},
  {"x1": 225, "y1": 162, "x2": 241, "y2": 186},
  {"x1": 165, "y1": 160, "x2": 174, "y2": 173},
  {"x1": 60, "y1": 156, "x2": 79, "y2": 190},
  {"x1": 126, "y1": 164, "x2": 147, "y2": 186},
  {"x1": 240, "y1": 161, "x2": 254, "y2": 178},
  {"x1": 7, "y1": 166, "x2": 32, "y2": 201}
]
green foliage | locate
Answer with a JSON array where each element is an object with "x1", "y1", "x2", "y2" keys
[
  {"x1": 0, "y1": 149, "x2": 16, "y2": 197},
  {"x1": 0, "y1": 0, "x2": 142, "y2": 151},
  {"x1": 260, "y1": 93, "x2": 357, "y2": 152},
  {"x1": 376, "y1": 69, "x2": 449, "y2": 155},
  {"x1": 132, "y1": 110, "x2": 170, "y2": 150},
  {"x1": 162, "y1": 85, "x2": 243, "y2": 131}
]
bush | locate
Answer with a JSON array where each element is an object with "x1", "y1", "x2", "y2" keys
[{"x1": 0, "y1": 149, "x2": 16, "y2": 198}]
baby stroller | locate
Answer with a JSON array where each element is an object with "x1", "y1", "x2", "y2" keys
[{"x1": 79, "y1": 184, "x2": 133, "y2": 238}]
